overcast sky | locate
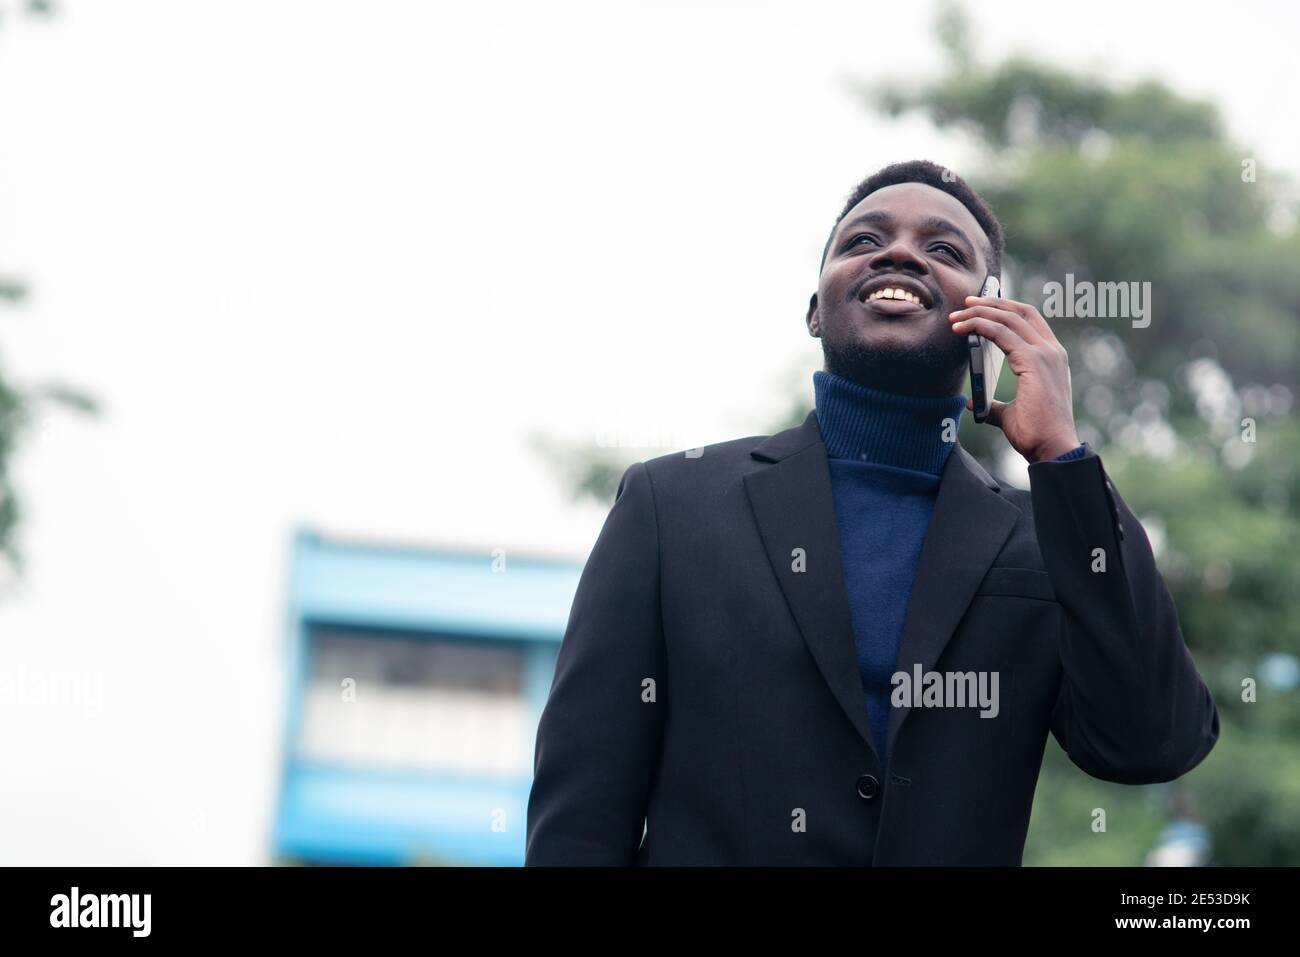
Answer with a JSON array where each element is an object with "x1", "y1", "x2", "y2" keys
[{"x1": 1, "y1": 0, "x2": 1296, "y2": 864}]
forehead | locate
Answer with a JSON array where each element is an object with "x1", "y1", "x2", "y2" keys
[{"x1": 835, "y1": 181, "x2": 985, "y2": 245}]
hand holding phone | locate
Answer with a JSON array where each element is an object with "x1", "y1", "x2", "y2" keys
[{"x1": 952, "y1": 277, "x2": 1083, "y2": 460}]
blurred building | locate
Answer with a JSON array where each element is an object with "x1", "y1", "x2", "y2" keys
[{"x1": 271, "y1": 529, "x2": 581, "y2": 865}]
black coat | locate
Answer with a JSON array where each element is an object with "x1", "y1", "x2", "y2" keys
[{"x1": 525, "y1": 411, "x2": 1220, "y2": 865}]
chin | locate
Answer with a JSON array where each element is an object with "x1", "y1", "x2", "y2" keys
[{"x1": 822, "y1": 334, "x2": 966, "y2": 396}]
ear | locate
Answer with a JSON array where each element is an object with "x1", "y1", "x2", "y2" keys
[{"x1": 806, "y1": 292, "x2": 820, "y2": 337}]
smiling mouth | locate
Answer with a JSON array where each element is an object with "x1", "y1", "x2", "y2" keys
[
  {"x1": 859, "y1": 286, "x2": 932, "y2": 315},
  {"x1": 866, "y1": 286, "x2": 927, "y2": 306}
]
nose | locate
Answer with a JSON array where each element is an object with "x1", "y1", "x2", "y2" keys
[{"x1": 869, "y1": 238, "x2": 929, "y2": 276}]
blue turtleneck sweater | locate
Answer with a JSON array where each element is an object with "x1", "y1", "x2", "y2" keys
[
  {"x1": 812, "y1": 370, "x2": 1085, "y2": 771},
  {"x1": 813, "y1": 371, "x2": 966, "y2": 771}
]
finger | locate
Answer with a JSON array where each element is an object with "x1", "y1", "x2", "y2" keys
[
  {"x1": 949, "y1": 304, "x2": 1044, "y2": 345},
  {"x1": 965, "y1": 296, "x2": 1058, "y2": 345},
  {"x1": 949, "y1": 313, "x2": 1032, "y2": 356}
]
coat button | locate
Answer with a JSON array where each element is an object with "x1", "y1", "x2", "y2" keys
[{"x1": 856, "y1": 774, "x2": 880, "y2": 800}]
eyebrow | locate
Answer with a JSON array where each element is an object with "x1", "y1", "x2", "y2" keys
[
  {"x1": 920, "y1": 216, "x2": 975, "y2": 252},
  {"x1": 837, "y1": 210, "x2": 976, "y2": 254}
]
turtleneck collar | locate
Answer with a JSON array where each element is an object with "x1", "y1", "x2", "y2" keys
[{"x1": 813, "y1": 370, "x2": 969, "y2": 475}]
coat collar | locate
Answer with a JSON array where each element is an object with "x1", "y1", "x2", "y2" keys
[{"x1": 743, "y1": 411, "x2": 1018, "y2": 765}]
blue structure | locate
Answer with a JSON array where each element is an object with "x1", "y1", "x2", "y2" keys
[{"x1": 271, "y1": 529, "x2": 582, "y2": 865}]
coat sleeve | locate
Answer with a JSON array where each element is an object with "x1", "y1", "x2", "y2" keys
[
  {"x1": 1027, "y1": 449, "x2": 1220, "y2": 784},
  {"x1": 525, "y1": 460, "x2": 669, "y2": 865}
]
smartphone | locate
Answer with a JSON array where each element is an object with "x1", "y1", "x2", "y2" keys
[{"x1": 968, "y1": 275, "x2": 1006, "y2": 423}]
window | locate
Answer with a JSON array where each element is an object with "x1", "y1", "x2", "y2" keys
[{"x1": 297, "y1": 626, "x2": 529, "y2": 776}]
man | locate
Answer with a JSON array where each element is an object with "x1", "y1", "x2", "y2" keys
[{"x1": 525, "y1": 160, "x2": 1220, "y2": 866}]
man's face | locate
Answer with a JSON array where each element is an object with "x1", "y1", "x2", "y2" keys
[{"x1": 808, "y1": 181, "x2": 990, "y2": 395}]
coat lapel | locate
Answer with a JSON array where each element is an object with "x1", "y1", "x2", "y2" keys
[
  {"x1": 745, "y1": 412, "x2": 874, "y2": 756},
  {"x1": 744, "y1": 410, "x2": 1020, "y2": 765},
  {"x1": 884, "y1": 435, "x2": 1020, "y2": 761}
]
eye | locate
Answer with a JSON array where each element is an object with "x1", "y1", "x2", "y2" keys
[
  {"x1": 931, "y1": 242, "x2": 965, "y2": 262},
  {"x1": 845, "y1": 233, "x2": 879, "y2": 250}
]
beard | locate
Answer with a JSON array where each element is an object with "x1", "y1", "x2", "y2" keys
[{"x1": 820, "y1": 327, "x2": 968, "y2": 397}]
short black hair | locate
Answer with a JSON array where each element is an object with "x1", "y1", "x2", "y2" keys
[{"x1": 819, "y1": 159, "x2": 1004, "y2": 278}]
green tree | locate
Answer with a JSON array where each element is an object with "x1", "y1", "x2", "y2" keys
[{"x1": 0, "y1": 0, "x2": 99, "y2": 589}]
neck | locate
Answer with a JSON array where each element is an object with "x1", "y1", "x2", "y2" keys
[{"x1": 813, "y1": 370, "x2": 968, "y2": 474}]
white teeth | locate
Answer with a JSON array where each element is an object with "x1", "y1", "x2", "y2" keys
[{"x1": 870, "y1": 287, "x2": 923, "y2": 305}]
